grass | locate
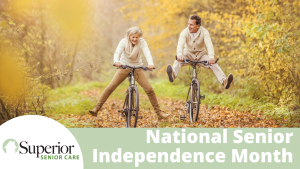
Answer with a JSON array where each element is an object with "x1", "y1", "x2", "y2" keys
[{"x1": 45, "y1": 82, "x2": 109, "y2": 116}]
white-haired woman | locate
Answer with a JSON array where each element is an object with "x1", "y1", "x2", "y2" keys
[{"x1": 89, "y1": 27, "x2": 169, "y2": 120}]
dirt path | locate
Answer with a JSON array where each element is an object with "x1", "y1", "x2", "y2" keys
[{"x1": 54, "y1": 89, "x2": 281, "y2": 128}]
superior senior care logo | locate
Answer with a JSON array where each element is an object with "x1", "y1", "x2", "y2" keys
[
  {"x1": 2, "y1": 139, "x2": 79, "y2": 160},
  {"x1": 2, "y1": 138, "x2": 19, "y2": 154},
  {"x1": 0, "y1": 115, "x2": 83, "y2": 169}
]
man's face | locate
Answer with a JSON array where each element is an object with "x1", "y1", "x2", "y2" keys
[{"x1": 187, "y1": 19, "x2": 200, "y2": 33}]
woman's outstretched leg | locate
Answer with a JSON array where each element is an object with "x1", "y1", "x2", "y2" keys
[
  {"x1": 135, "y1": 70, "x2": 169, "y2": 120},
  {"x1": 89, "y1": 69, "x2": 130, "y2": 116}
]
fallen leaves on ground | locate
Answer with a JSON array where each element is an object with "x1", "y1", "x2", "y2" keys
[{"x1": 49, "y1": 89, "x2": 281, "y2": 128}]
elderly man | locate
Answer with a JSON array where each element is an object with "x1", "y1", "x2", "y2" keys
[{"x1": 167, "y1": 14, "x2": 233, "y2": 89}]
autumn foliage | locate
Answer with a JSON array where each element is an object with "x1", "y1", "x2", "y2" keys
[
  {"x1": 121, "y1": 0, "x2": 300, "y2": 107},
  {"x1": 1, "y1": 0, "x2": 299, "y2": 127}
]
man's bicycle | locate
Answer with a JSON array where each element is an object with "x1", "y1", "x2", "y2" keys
[
  {"x1": 176, "y1": 56, "x2": 219, "y2": 122},
  {"x1": 113, "y1": 64, "x2": 154, "y2": 128}
]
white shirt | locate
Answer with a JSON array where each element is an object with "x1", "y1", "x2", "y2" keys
[{"x1": 192, "y1": 33, "x2": 197, "y2": 39}]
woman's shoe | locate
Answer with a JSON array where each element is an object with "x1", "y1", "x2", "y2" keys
[
  {"x1": 89, "y1": 108, "x2": 99, "y2": 117},
  {"x1": 157, "y1": 111, "x2": 170, "y2": 120}
]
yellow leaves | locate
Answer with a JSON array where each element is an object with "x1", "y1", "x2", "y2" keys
[
  {"x1": 259, "y1": 42, "x2": 263, "y2": 48},
  {"x1": 224, "y1": 13, "x2": 228, "y2": 19},
  {"x1": 0, "y1": 21, "x2": 8, "y2": 29},
  {"x1": 76, "y1": 89, "x2": 280, "y2": 128},
  {"x1": 8, "y1": 21, "x2": 16, "y2": 25},
  {"x1": 0, "y1": 55, "x2": 24, "y2": 98},
  {"x1": 11, "y1": 0, "x2": 33, "y2": 10},
  {"x1": 48, "y1": 0, "x2": 89, "y2": 36},
  {"x1": 239, "y1": 69, "x2": 245, "y2": 75}
]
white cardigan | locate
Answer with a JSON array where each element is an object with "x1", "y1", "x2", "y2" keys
[
  {"x1": 114, "y1": 38, "x2": 154, "y2": 67},
  {"x1": 177, "y1": 27, "x2": 215, "y2": 59}
]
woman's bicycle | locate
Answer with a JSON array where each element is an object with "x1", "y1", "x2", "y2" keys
[
  {"x1": 175, "y1": 56, "x2": 219, "y2": 122},
  {"x1": 113, "y1": 64, "x2": 154, "y2": 128}
]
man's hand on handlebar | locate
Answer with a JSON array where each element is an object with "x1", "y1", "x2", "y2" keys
[
  {"x1": 115, "y1": 62, "x2": 121, "y2": 67},
  {"x1": 208, "y1": 58, "x2": 215, "y2": 65},
  {"x1": 148, "y1": 65, "x2": 154, "y2": 70},
  {"x1": 177, "y1": 55, "x2": 184, "y2": 62}
]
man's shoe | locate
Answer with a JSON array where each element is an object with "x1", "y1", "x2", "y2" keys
[
  {"x1": 89, "y1": 108, "x2": 98, "y2": 117},
  {"x1": 224, "y1": 74, "x2": 233, "y2": 89},
  {"x1": 167, "y1": 65, "x2": 175, "y2": 82}
]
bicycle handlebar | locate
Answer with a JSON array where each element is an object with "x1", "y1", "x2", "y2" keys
[
  {"x1": 113, "y1": 64, "x2": 155, "y2": 70},
  {"x1": 175, "y1": 55, "x2": 219, "y2": 66}
]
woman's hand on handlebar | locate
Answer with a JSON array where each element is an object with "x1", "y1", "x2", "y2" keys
[
  {"x1": 115, "y1": 62, "x2": 121, "y2": 67},
  {"x1": 148, "y1": 65, "x2": 154, "y2": 70}
]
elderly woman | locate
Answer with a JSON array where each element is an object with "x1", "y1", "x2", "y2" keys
[{"x1": 89, "y1": 27, "x2": 169, "y2": 120}]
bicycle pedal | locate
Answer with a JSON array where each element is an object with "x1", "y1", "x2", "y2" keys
[
  {"x1": 138, "y1": 116, "x2": 142, "y2": 119},
  {"x1": 180, "y1": 115, "x2": 186, "y2": 120},
  {"x1": 119, "y1": 110, "x2": 127, "y2": 117},
  {"x1": 200, "y1": 95, "x2": 205, "y2": 100}
]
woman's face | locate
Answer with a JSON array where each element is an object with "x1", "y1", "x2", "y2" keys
[{"x1": 129, "y1": 33, "x2": 140, "y2": 45}]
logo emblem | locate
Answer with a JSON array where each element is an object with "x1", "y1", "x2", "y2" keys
[{"x1": 2, "y1": 139, "x2": 19, "y2": 154}]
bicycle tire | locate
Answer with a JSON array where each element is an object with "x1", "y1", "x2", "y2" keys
[
  {"x1": 190, "y1": 80, "x2": 200, "y2": 122},
  {"x1": 124, "y1": 89, "x2": 130, "y2": 128},
  {"x1": 126, "y1": 86, "x2": 139, "y2": 128}
]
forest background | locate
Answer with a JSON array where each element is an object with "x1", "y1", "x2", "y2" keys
[{"x1": 0, "y1": 0, "x2": 299, "y2": 127}]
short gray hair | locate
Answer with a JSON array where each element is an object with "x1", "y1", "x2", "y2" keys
[{"x1": 126, "y1": 27, "x2": 143, "y2": 39}]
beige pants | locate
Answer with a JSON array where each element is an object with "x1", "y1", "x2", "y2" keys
[
  {"x1": 94, "y1": 69, "x2": 160, "y2": 113},
  {"x1": 172, "y1": 53, "x2": 226, "y2": 84}
]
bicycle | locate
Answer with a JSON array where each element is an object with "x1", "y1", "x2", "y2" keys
[
  {"x1": 175, "y1": 55, "x2": 219, "y2": 122},
  {"x1": 113, "y1": 64, "x2": 154, "y2": 128}
]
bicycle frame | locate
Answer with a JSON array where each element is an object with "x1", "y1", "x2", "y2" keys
[
  {"x1": 115, "y1": 64, "x2": 152, "y2": 128},
  {"x1": 176, "y1": 56, "x2": 218, "y2": 122},
  {"x1": 184, "y1": 63, "x2": 200, "y2": 121},
  {"x1": 128, "y1": 70, "x2": 136, "y2": 87},
  {"x1": 126, "y1": 69, "x2": 138, "y2": 128},
  {"x1": 179, "y1": 59, "x2": 210, "y2": 122},
  {"x1": 185, "y1": 62, "x2": 199, "y2": 103}
]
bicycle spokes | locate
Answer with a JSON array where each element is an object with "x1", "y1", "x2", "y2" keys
[{"x1": 181, "y1": 80, "x2": 201, "y2": 123}]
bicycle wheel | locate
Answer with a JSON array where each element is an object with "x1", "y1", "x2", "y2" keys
[
  {"x1": 123, "y1": 91, "x2": 129, "y2": 128},
  {"x1": 126, "y1": 87, "x2": 139, "y2": 128},
  {"x1": 190, "y1": 80, "x2": 200, "y2": 122}
]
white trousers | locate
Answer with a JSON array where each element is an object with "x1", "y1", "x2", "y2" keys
[{"x1": 172, "y1": 53, "x2": 227, "y2": 84}]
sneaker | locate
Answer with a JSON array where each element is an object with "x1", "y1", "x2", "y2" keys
[
  {"x1": 224, "y1": 74, "x2": 233, "y2": 89},
  {"x1": 167, "y1": 65, "x2": 175, "y2": 82}
]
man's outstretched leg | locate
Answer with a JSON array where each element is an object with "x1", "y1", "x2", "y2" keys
[
  {"x1": 199, "y1": 55, "x2": 233, "y2": 89},
  {"x1": 167, "y1": 53, "x2": 234, "y2": 89},
  {"x1": 167, "y1": 54, "x2": 192, "y2": 83}
]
